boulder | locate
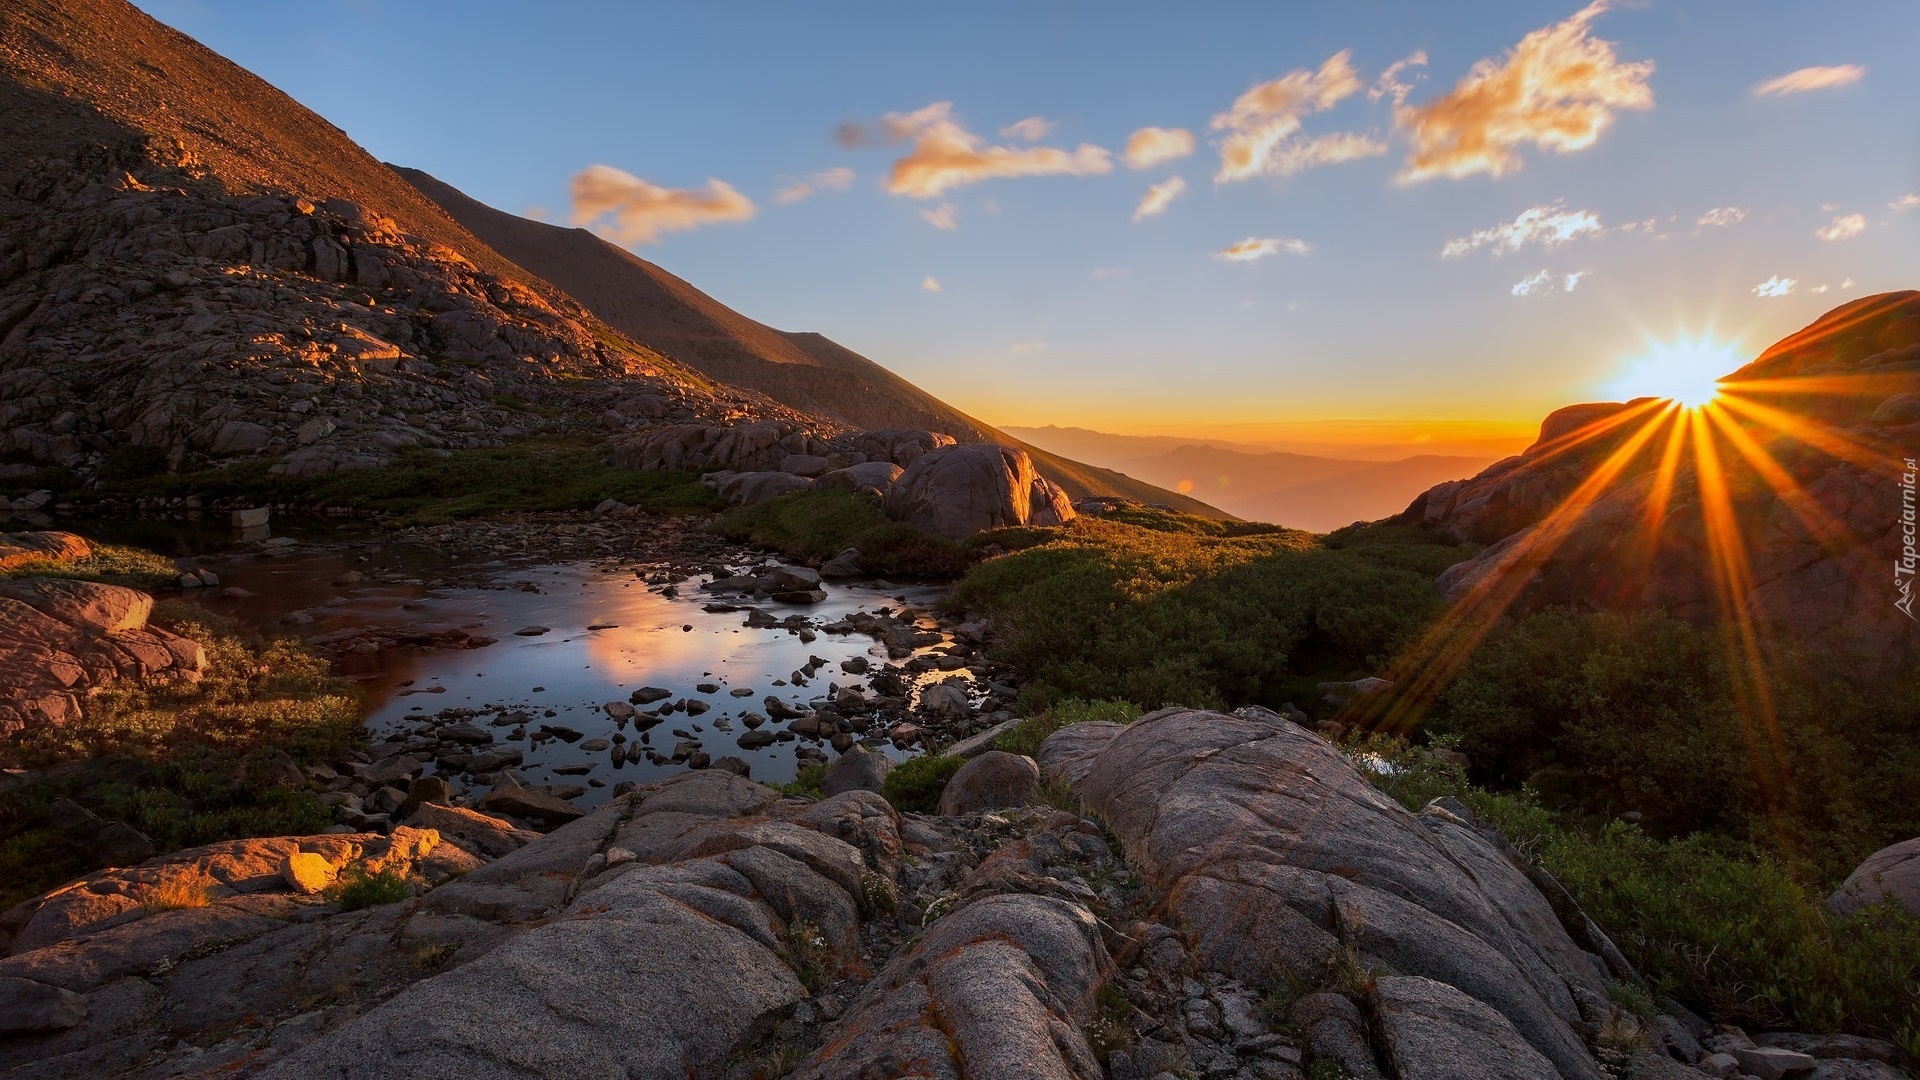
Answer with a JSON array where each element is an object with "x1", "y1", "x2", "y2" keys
[
  {"x1": 717, "y1": 470, "x2": 813, "y2": 507},
  {"x1": 1053, "y1": 708, "x2": 1610, "y2": 1080},
  {"x1": 403, "y1": 804, "x2": 540, "y2": 859},
  {"x1": 1373, "y1": 975, "x2": 1561, "y2": 1080},
  {"x1": 780, "y1": 453, "x2": 832, "y2": 477},
  {"x1": 0, "y1": 976, "x2": 88, "y2": 1034},
  {"x1": 1733, "y1": 1046, "x2": 1819, "y2": 1080},
  {"x1": 478, "y1": 780, "x2": 585, "y2": 827},
  {"x1": 823, "y1": 747, "x2": 893, "y2": 795},
  {"x1": 936, "y1": 751, "x2": 1041, "y2": 815},
  {"x1": 818, "y1": 546, "x2": 863, "y2": 579},
  {"x1": 0, "y1": 532, "x2": 91, "y2": 572},
  {"x1": 882, "y1": 444, "x2": 1076, "y2": 540},
  {"x1": 815, "y1": 461, "x2": 903, "y2": 495},
  {"x1": 1828, "y1": 837, "x2": 1920, "y2": 917}
]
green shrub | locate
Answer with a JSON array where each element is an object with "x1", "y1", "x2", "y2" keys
[
  {"x1": 1, "y1": 542, "x2": 180, "y2": 590},
  {"x1": 992, "y1": 698, "x2": 1140, "y2": 757},
  {"x1": 779, "y1": 761, "x2": 827, "y2": 799},
  {"x1": 881, "y1": 754, "x2": 963, "y2": 813},
  {"x1": 949, "y1": 516, "x2": 1463, "y2": 711},
  {"x1": 333, "y1": 866, "x2": 412, "y2": 911},
  {"x1": 714, "y1": 490, "x2": 970, "y2": 579}
]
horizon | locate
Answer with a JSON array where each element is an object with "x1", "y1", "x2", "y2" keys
[{"x1": 129, "y1": 0, "x2": 1920, "y2": 439}]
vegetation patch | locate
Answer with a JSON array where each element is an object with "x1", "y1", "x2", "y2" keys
[
  {"x1": 0, "y1": 601, "x2": 359, "y2": 908},
  {"x1": 714, "y1": 490, "x2": 970, "y2": 579},
  {"x1": 880, "y1": 754, "x2": 963, "y2": 813},
  {"x1": 0, "y1": 541, "x2": 181, "y2": 590},
  {"x1": 950, "y1": 515, "x2": 1468, "y2": 712},
  {"x1": 991, "y1": 698, "x2": 1140, "y2": 757},
  {"x1": 332, "y1": 866, "x2": 412, "y2": 911}
]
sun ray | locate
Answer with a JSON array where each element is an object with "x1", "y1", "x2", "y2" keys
[
  {"x1": 1701, "y1": 403, "x2": 1859, "y2": 557},
  {"x1": 1713, "y1": 393, "x2": 1895, "y2": 473}
]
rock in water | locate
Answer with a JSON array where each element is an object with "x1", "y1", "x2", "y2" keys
[{"x1": 936, "y1": 751, "x2": 1041, "y2": 815}]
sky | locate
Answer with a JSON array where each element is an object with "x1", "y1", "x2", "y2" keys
[{"x1": 135, "y1": 0, "x2": 1920, "y2": 440}]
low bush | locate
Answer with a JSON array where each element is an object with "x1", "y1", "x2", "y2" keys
[
  {"x1": 881, "y1": 754, "x2": 963, "y2": 813},
  {"x1": 949, "y1": 515, "x2": 1465, "y2": 711},
  {"x1": 333, "y1": 866, "x2": 412, "y2": 911},
  {"x1": 779, "y1": 761, "x2": 827, "y2": 799},
  {"x1": 714, "y1": 490, "x2": 970, "y2": 579},
  {"x1": 0, "y1": 541, "x2": 180, "y2": 590},
  {"x1": 992, "y1": 698, "x2": 1140, "y2": 757}
]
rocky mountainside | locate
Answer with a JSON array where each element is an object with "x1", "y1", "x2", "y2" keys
[
  {"x1": 0, "y1": 0, "x2": 817, "y2": 481},
  {"x1": 6, "y1": 708, "x2": 1866, "y2": 1080},
  {"x1": 1407, "y1": 291, "x2": 1920, "y2": 666},
  {"x1": 394, "y1": 166, "x2": 1228, "y2": 518}
]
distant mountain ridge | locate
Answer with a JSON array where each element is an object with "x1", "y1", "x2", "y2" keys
[{"x1": 396, "y1": 166, "x2": 1228, "y2": 518}]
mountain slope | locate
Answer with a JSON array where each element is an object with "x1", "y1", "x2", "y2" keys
[{"x1": 395, "y1": 166, "x2": 1230, "y2": 518}]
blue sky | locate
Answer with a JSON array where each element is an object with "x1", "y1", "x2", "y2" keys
[{"x1": 136, "y1": 0, "x2": 1920, "y2": 437}]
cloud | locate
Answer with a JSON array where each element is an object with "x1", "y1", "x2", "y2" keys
[
  {"x1": 1132, "y1": 176, "x2": 1188, "y2": 221},
  {"x1": 1009, "y1": 341, "x2": 1046, "y2": 353},
  {"x1": 1752, "y1": 275, "x2": 1796, "y2": 298},
  {"x1": 920, "y1": 203, "x2": 958, "y2": 230},
  {"x1": 1511, "y1": 270, "x2": 1553, "y2": 296},
  {"x1": 1812, "y1": 283, "x2": 1830, "y2": 294},
  {"x1": 1816, "y1": 213, "x2": 1866, "y2": 241},
  {"x1": 1214, "y1": 236, "x2": 1311, "y2": 262},
  {"x1": 1442, "y1": 203, "x2": 1602, "y2": 257},
  {"x1": 773, "y1": 167, "x2": 856, "y2": 205},
  {"x1": 1891, "y1": 194, "x2": 1920, "y2": 212},
  {"x1": 1000, "y1": 116, "x2": 1054, "y2": 141},
  {"x1": 570, "y1": 165, "x2": 755, "y2": 245},
  {"x1": 1265, "y1": 131, "x2": 1389, "y2": 176},
  {"x1": 1369, "y1": 52, "x2": 1428, "y2": 106},
  {"x1": 921, "y1": 276, "x2": 942, "y2": 292},
  {"x1": 1842, "y1": 277, "x2": 1856, "y2": 289},
  {"x1": 840, "y1": 102, "x2": 1112, "y2": 198},
  {"x1": 1752, "y1": 64, "x2": 1866, "y2": 97},
  {"x1": 1212, "y1": 51, "x2": 1365, "y2": 182},
  {"x1": 1125, "y1": 127, "x2": 1196, "y2": 169},
  {"x1": 1395, "y1": 2, "x2": 1654, "y2": 183},
  {"x1": 1511, "y1": 269, "x2": 1588, "y2": 296},
  {"x1": 1696, "y1": 206, "x2": 1747, "y2": 227}
]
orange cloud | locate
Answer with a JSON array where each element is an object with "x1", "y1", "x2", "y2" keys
[
  {"x1": 1752, "y1": 64, "x2": 1866, "y2": 97},
  {"x1": 773, "y1": 167, "x2": 855, "y2": 205},
  {"x1": 920, "y1": 203, "x2": 958, "y2": 230},
  {"x1": 841, "y1": 102, "x2": 1112, "y2": 198},
  {"x1": 1132, "y1": 176, "x2": 1187, "y2": 221},
  {"x1": 570, "y1": 165, "x2": 755, "y2": 244},
  {"x1": 1815, "y1": 212, "x2": 1866, "y2": 241},
  {"x1": 1369, "y1": 52, "x2": 1428, "y2": 106},
  {"x1": 1212, "y1": 51, "x2": 1364, "y2": 183},
  {"x1": 1125, "y1": 127, "x2": 1197, "y2": 169},
  {"x1": 1396, "y1": 1, "x2": 1653, "y2": 183},
  {"x1": 1214, "y1": 236, "x2": 1311, "y2": 262}
]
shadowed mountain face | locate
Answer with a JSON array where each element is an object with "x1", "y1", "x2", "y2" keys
[
  {"x1": 396, "y1": 167, "x2": 1230, "y2": 518},
  {"x1": 1406, "y1": 290, "x2": 1920, "y2": 666}
]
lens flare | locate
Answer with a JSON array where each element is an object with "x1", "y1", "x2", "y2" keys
[{"x1": 1606, "y1": 334, "x2": 1738, "y2": 408}]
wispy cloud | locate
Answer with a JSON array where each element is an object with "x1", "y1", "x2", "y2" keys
[
  {"x1": 919, "y1": 203, "x2": 958, "y2": 230},
  {"x1": 773, "y1": 166, "x2": 856, "y2": 205},
  {"x1": 1396, "y1": 1, "x2": 1653, "y2": 182},
  {"x1": 1000, "y1": 116, "x2": 1054, "y2": 141},
  {"x1": 1892, "y1": 194, "x2": 1920, "y2": 212},
  {"x1": 1369, "y1": 51, "x2": 1428, "y2": 106},
  {"x1": 1753, "y1": 275, "x2": 1797, "y2": 298},
  {"x1": 1512, "y1": 269, "x2": 1588, "y2": 296},
  {"x1": 570, "y1": 165, "x2": 755, "y2": 244},
  {"x1": 1752, "y1": 64, "x2": 1866, "y2": 97},
  {"x1": 1212, "y1": 51, "x2": 1365, "y2": 182},
  {"x1": 1696, "y1": 206, "x2": 1747, "y2": 228},
  {"x1": 1009, "y1": 341, "x2": 1046, "y2": 353},
  {"x1": 1816, "y1": 213, "x2": 1866, "y2": 241},
  {"x1": 838, "y1": 102, "x2": 1112, "y2": 198},
  {"x1": 921, "y1": 276, "x2": 942, "y2": 292},
  {"x1": 1442, "y1": 203, "x2": 1602, "y2": 257},
  {"x1": 1132, "y1": 176, "x2": 1188, "y2": 221},
  {"x1": 1125, "y1": 127, "x2": 1196, "y2": 169},
  {"x1": 1214, "y1": 236, "x2": 1311, "y2": 262}
]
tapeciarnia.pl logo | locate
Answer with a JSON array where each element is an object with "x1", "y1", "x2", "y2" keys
[{"x1": 1899, "y1": 457, "x2": 1917, "y2": 621}]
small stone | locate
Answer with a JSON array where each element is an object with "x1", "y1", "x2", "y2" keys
[{"x1": 1733, "y1": 1047, "x2": 1817, "y2": 1080}]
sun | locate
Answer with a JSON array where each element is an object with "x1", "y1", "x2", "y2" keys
[{"x1": 1605, "y1": 335, "x2": 1739, "y2": 409}]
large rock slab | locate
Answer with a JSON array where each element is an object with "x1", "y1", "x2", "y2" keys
[
  {"x1": 1373, "y1": 975, "x2": 1562, "y2": 1080},
  {"x1": 1052, "y1": 708, "x2": 1609, "y2": 1080},
  {"x1": 883, "y1": 444, "x2": 1075, "y2": 539},
  {"x1": 1828, "y1": 836, "x2": 1920, "y2": 917},
  {"x1": 0, "y1": 577, "x2": 206, "y2": 737}
]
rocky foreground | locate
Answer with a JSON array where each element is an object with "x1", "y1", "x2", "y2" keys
[{"x1": 1, "y1": 709, "x2": 1905, "y2": 1080}]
